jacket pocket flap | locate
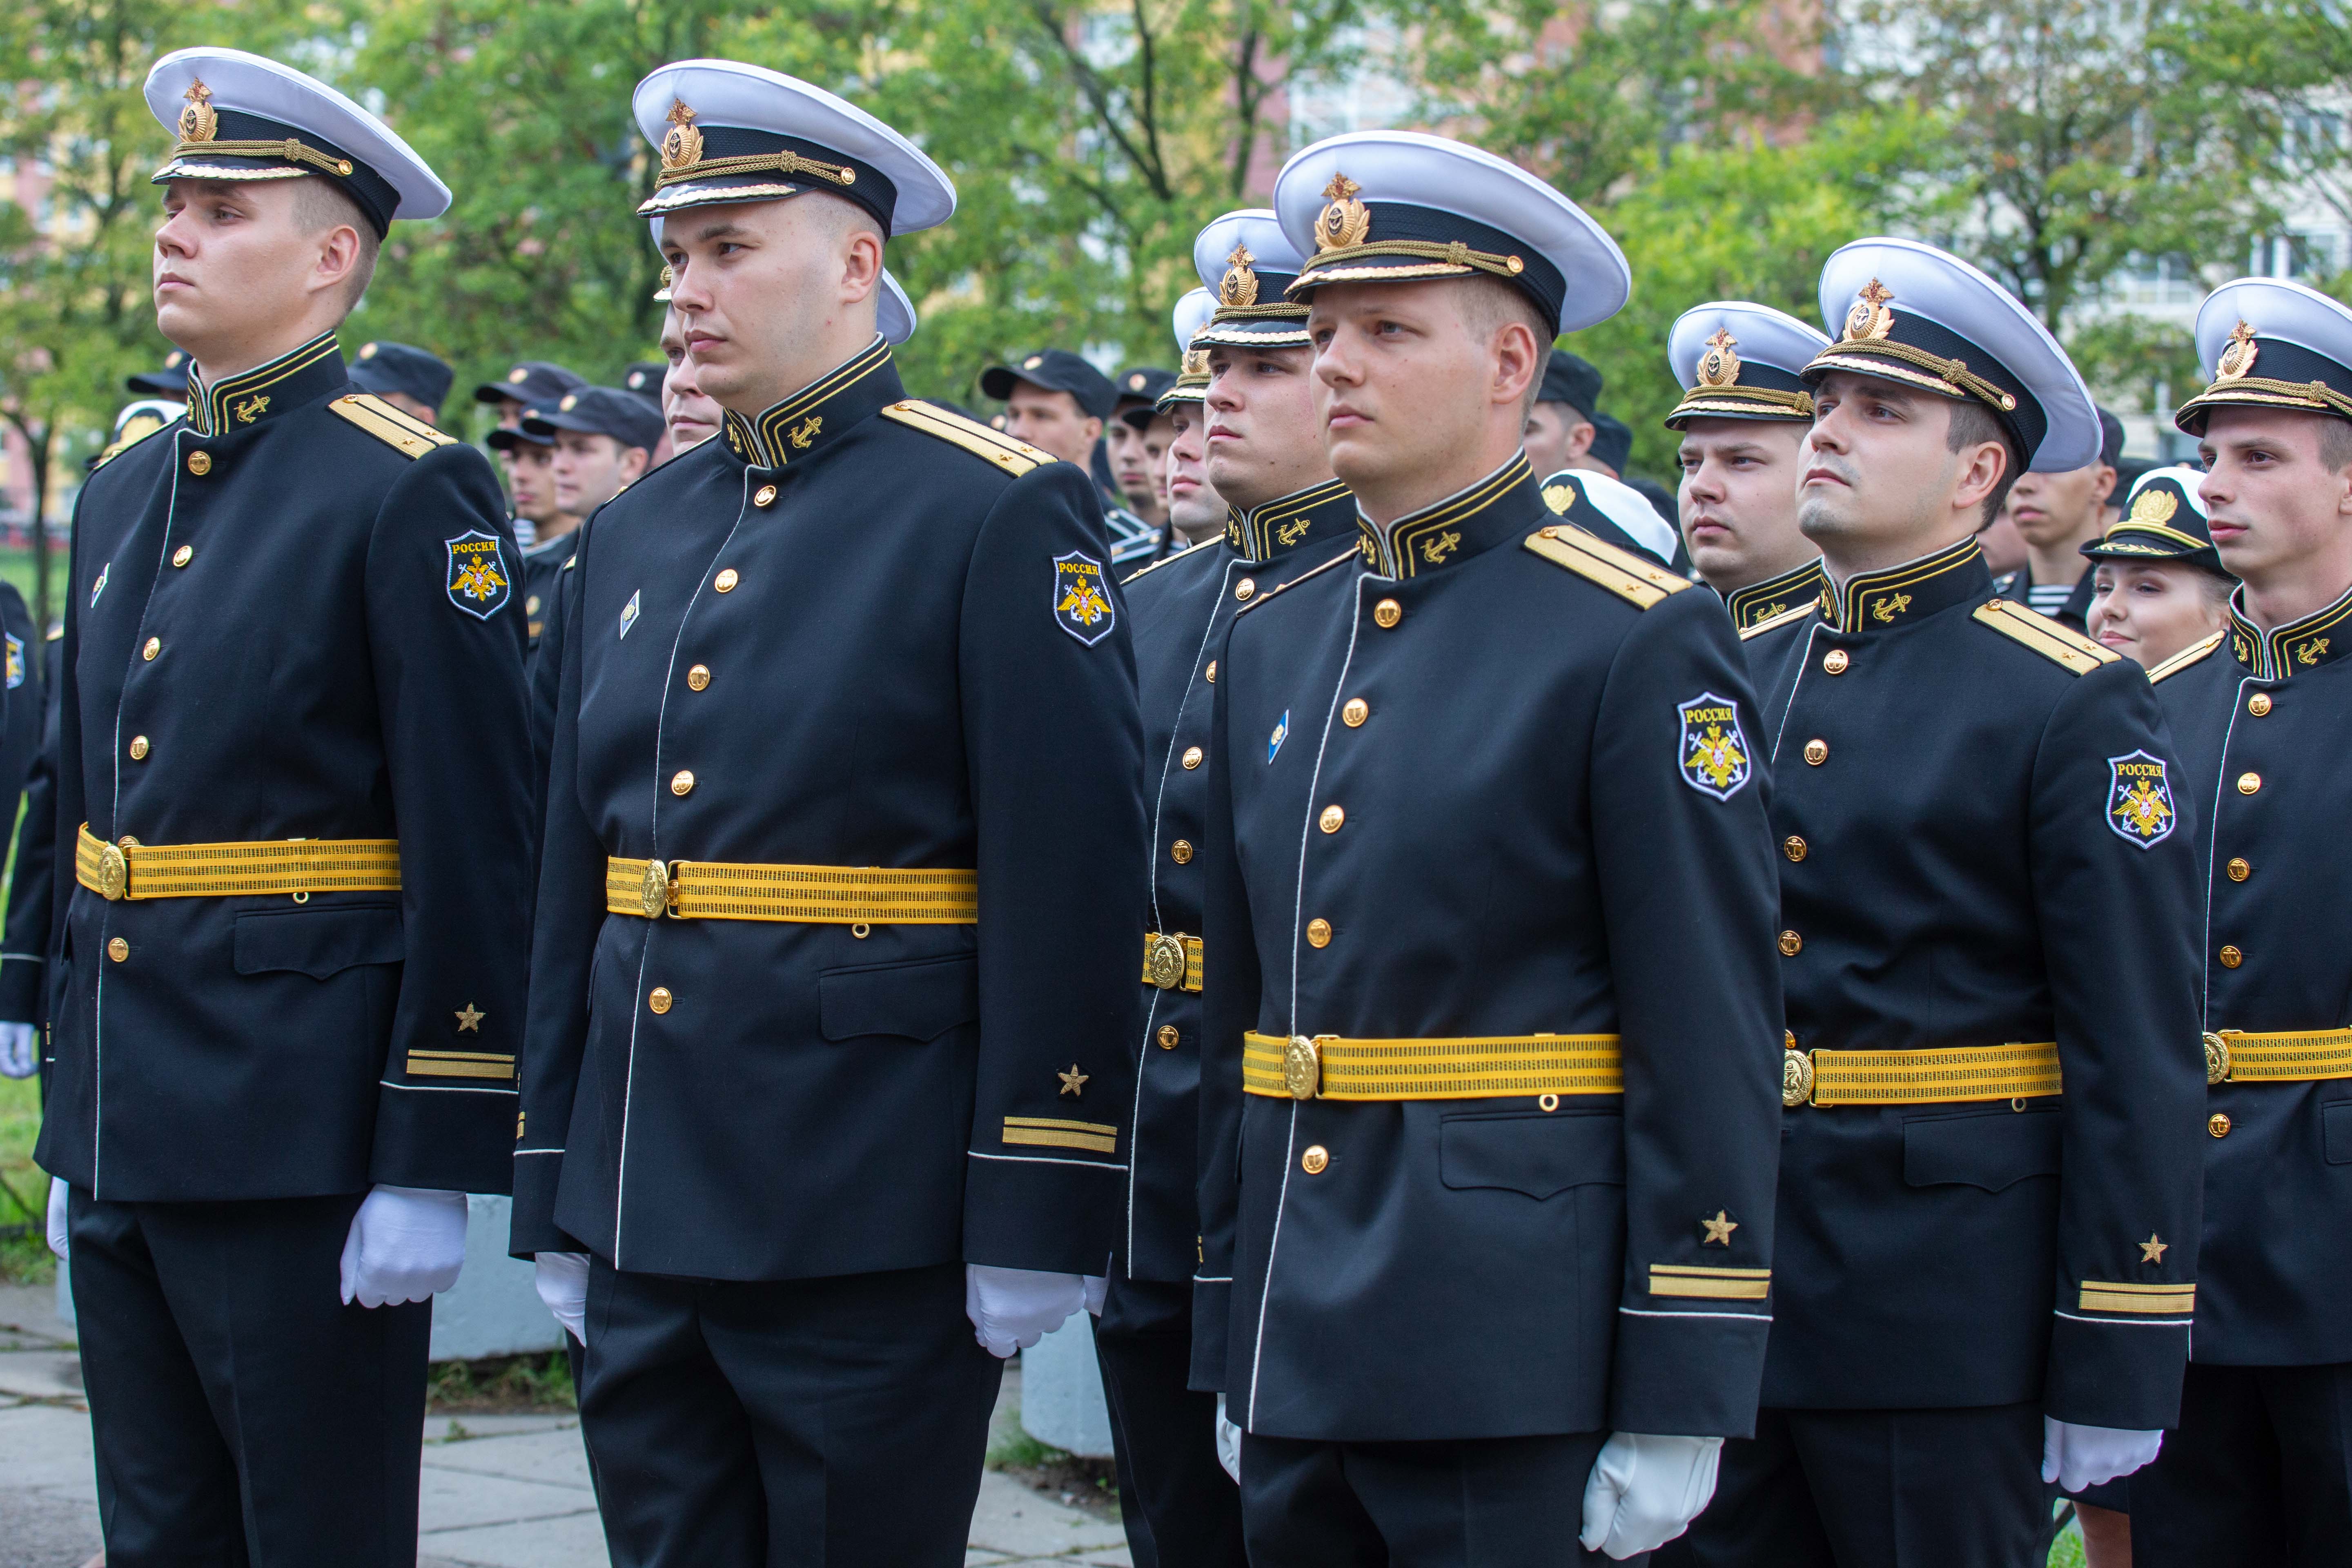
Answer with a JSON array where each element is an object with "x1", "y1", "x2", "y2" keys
[
  {"x1": 2323, "y1": 1101, "x2": 2352, "y2": 1166},
  {"x1": 1439, "y1": 1112, "x2": 1624, "y2": 1200},
  {"x1": 1903, "y1": 1108, "x2": 2062, "y2": 1192},
  {"x1": 820, "y1": 954, "x2": 979, "y2": 1043},
  {"x1": 233, "y1": 905, "x2": 405, "y2": 979}
]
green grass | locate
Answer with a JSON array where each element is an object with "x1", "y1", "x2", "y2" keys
[
  {"x1": 0, "y1": 1075, "x2": 51, "y2": 1286},
  {"x1": 427, "y1": 1350, "x2": 576, "y2": 1412},
  {"x1": 2048, "y1": 1517, "x2": 2087, "y2": 1568}
]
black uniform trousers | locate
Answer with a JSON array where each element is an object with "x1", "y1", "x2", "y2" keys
[
  {"x1": 1093, "y1": 1274, "x2": 1247, "y2": 1568},
  {"x1": 67, "y1": 1185, "x2": 430, "y2": 1567},
  {"x1": 577, "y1": 1258, "x2": 1000, "y2": 1568},
  {"x1": 2129, "y1": 1360, "x2": 2352, "y2": 1567},
  {"x1": 1654, "y1": 1403, "x2": 2045, "y2": 1568}
]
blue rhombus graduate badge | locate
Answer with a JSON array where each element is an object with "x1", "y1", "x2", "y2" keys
[
  {"x1": 1052, "y1": 550, "x2": 1116, "y2": 646},
  {"x1": 445, "y1": 530, "x2": 512, "y2": 620},
  {"x1": 1677, "y1": 692, "x2": 1752, "y2": 800},
  {"x1": 2107, "y1": 749, "x2": 2177, "y2": 849}
]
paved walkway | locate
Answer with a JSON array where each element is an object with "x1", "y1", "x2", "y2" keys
[{"x1": 0, "y1": 1283, "x2": 1131, "y2": 1568}]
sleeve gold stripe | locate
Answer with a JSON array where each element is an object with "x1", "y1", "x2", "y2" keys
[
  {"x1": 880, "y1": 400, "x2": 1047, "y2": 476},
  {"x1": 1648, "y1": 1264, "x2": 1771, "y2": 1301},
  {"x1": 2147, "y1": 629, "x2": 2226, "y2": 684},
  {"x1": 1740, "y1": 601, "x2": 1817, "y2": 641},
  {"x1": 1523, "y1": 527, "x2": 1692, "y2": 609},
  {"x1": 1971, "y1": 599, "x2": 2119, "y2": 675},
  {"x1": 1002, "y1": 1116, "x2": 1118, "y2": 1154},
  {"x1": 2078, "y1": 1281, "x2": 2196, "y2": 1315},
  {"x1": 328, "y1": 394, "x2": 457, "y2": 459},
  {"x1": 407, "y1": 1050, "x2": 516, "y2": 1081}
]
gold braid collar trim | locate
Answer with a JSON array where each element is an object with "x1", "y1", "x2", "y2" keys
[
  {"x1": 655, "y1": 148, "x2": 856, "y2": 192},
  {"x1": 165, "y1": 137, "x2": 352, "y2": 177}
]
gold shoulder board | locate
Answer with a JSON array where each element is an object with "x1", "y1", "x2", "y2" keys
[
  {"x1": 1739, "y1": 601, "x2": 1817, "y2": 641},
  {"x1": 1120, "y1": 546, "x2": 1198, "y2": 587},
  {"x1": 1970, "y1": 599, "x2": 2118, "y2": 675},
  {"x1": 879, "y1": 399, "x2": 1049, "y2": 477},
  {"x1": 91, "y1": 419, "x2": 172, "y2": 471},
  {"x1": 328, "y1": 394, "x2": 456, "y2": 459},
  {"x1": 2146, "y1": 628, "x2": 2226, "y2": 684},
  {"x1": 1236, "y1": 547, "x2": 1356, "y2": 615},
  {"x1": 1522, "y1": 526, "x2": 1693, "y2": 610}
]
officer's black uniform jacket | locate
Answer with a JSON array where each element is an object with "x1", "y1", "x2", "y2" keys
[
  {"x1": 512, "y1": 338, "x2": 1146, "y2": 1280},
  {"x1": 0, "y1": 630, "x2": 60, "y2": 1027},
  {"x1": 1192, "y1": 454, "x2": 1786, "y2": 1442},
  {"x1": 2153, "y1": 589, "x2": 2352, "y2": 1367},
  {"x1": 1757, "y1": 537, "x2": 2205, "y2": 1430},
  {"x1": 1118, "y1": 479, "x2": 1358, "y2": 1284},
  {"x1": 35, "y1": 333, "x2": 535, "y2": 1200},
  {"x1": 522, "y1": 535, "x2": 572, "y2": 653},
  {"x1": 1992, "y1": 565, "x2": 2095, "y2": 631}
]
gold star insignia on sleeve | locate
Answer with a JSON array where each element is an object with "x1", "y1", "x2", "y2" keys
[
  {"x1": 1701, "y1": 1210, "x2": 1739, "y2": 1246},
  {"x1": 2140, "y1": 1233, "x2": 2168, "y2": 1264},
  {"x1": 1057, "y1": 1063, "x2": 1089, "y2": 1097},
  {"x1": 455, "y1": 1003, "x2": 485, "y2": 1033}
]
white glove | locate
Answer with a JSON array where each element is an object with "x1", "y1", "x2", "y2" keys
[
  {"x1": 535, "y1": 1251, "x2": 590, "y2": 1345},
  {"x1": 337, "y1": 1185, "x2": 468, "y2": 1308},
  {"x1": 0, "y1": 1022, "x2": 36, "y2": 1079},
  {"x1": 1579, "y1": 1432, "x2": 1724, "y2": 1559},
  {"x1": 1215, "y1": 1393, "x2": 1242, "y2": 1483},
  {"x1": 964, "y1": 1264, "x2": 1084, "y2": 1357},
  {"x1": 1083, "y1": 1274, "x2": 1108, "y2": 1316},
  {"x1": 46, "y1": 1176, "x2": 67, "y2": 1260},
  {"x1": 2042, "y1": 1416, "x2": 2162, "y2": 1492}
]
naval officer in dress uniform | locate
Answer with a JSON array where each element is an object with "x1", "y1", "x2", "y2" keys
[
  {"x1": 36, "y1": 46, "x2": 533, "y2": 1564},
  {"x1": 512, "y1": 60, "x2": 1145, "y2": 1567},
  {"x1": 1099, "y1": 210, "x2": 1361, "y2": 1568},
  {"x1": 1662, "y1": 239, "x2": 2207, "y2": 1568},
  {"x1": 1660, "y1": 302, "x2": 1828, "y2": 634},
  {"x1": 2129, "y1": 277, "x2": 2352, "y2": 1565},
  {"x1": 1192, "y1": 129, "x2": 1786, "y2": 1564}
]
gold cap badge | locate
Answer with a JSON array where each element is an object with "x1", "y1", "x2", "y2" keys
[
  {"x1": 359, "y1": 342, "x2": 379, "y2": 359},
  {"x1": 1180, "y1": 347, "x2": 1209, "y2": 376},
  {"x1": 1843, "y1": 278, "x2": 1895, "y2": 342},
  {"x1": 178, "y1": 80, "x2": 218, "y2": 143},
  {"x1": 661, "y1": 98, "x2": 704, "y2": 172},
  {"x1": 1220, "y1": 243, "x2": 1260, "y2": 307},
  {"x1": 1315, "y1": 172, "x2": 1371, "y2": 252},
  {"x1": 507, "y1": 366, "x2": 529, "y2": 383},
  {"x1": 559, "y1": 392, "x2": 579, "y2": 410},
  {"x1": 2216, "y1": 319, "x2": 2258, "y2": 381},
  {"x1": 2128, "y1": 486, "x2": 2180, "y2": 526},
  {"x1": 1697, "y1": 327, "x2": 1742, "y2": 389}
]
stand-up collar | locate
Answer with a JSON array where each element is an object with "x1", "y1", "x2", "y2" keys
[
  {"x1": 2229, "y1": 578, "x2": 2352, "y2": 679},
  {"x1": 1225, "y1": 478, "x2": 1355, "y2": 563},
  {"x1": 1355, "y1": 452, "x2": 1540, "y2": 580},
  {"x1": 1821, "y1": 535, "x2": 1987, "y2": 633},
  {"x1": 184, "y1": 331, "x2": 345, "y2": 437},
  {"x1": 1722, "y1": 557, "x2": 1826, "y2": 632},
  {"x1": 720, "y1": 336, "x2": 902, "y2": 469}
]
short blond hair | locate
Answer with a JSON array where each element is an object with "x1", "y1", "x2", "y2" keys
[{"x1": 290, "y1": 176, "x2": 380, "y2": 312}]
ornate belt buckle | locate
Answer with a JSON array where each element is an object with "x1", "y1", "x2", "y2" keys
[
  {"x1": 1283, "y1": 1034, "x2": 1322, "y2": 1100},
  {"x1": 96, "y1": 842, "x2": 129, "y2": 902},
  {"x1": 2202, "y1": 1031, "x2": 2233, "y2": 1086},
  {"x1": 1781, "y1": 1034, "x2": 1814, "y2": 1108},
  {"x1": 638, "y1": 859, "x2": 671, "y2": 919},
  {"x1": 1145, "y1": 933, "x2": 1188, "y2": 991}
]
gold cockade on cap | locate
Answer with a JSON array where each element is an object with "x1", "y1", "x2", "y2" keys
[
  {"x1": 179, "y1": 80, "x2": 218, "y2": 143},
  {"x1": 661, "y1": 98, "x2": 705, "y2": 172},
  {"x1": 2128, "y1": 486, "x2": 2180, "y2": 526},
  {"x1": 1697, "y1": 327, "x2": 1742, "y2": 389},
  {"x1": 2216, "y1": 318, "x2": 2259, "y2": 381},
  {"x1": 1315, "y1": 172, "x2": 1371, "y2": 252},
  {"x1": 1221, "y1": 243, "x2": 1260, "y2": 307},
  {"x1": 1844, "y1": 278, "x2": 1895, "y2": 342}
]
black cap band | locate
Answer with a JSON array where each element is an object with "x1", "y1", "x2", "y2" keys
[
  {"x1": 1289, "y1": 201, "x2": 1567, "y2": 332},
  {"x1": 639, "y1": 124, "x2": 897, "y2": 232},
  {"x1": 152, "y1": 107, "x2": 397, "y2": 236},
  {"x1": 1806, "y1": 308, "x2": 2047, "y2": 463}
]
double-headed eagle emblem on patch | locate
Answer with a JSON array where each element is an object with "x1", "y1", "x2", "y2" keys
[
  {"x1": 2106, "y1": 749, "x2": 2177, "y2": 849},
  {"x1": 444, "y1": 530, "x2": 512, "y2": 620},
  {"x1": 1677, "y1": 693, "x2": 1752, "y2": 801},
  {"x1": 1052, "y1": 550, "x2": 1115, "y2": 646}
]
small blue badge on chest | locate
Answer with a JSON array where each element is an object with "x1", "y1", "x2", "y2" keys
[
  {"x1": 4, "y1": 635, "x2": 22, "y2": 691},
  {"x1": 1052, "y1": 551, "x2": 1116, "y2": 646},
  {"x1": 1269, "y1": 711, "x2": 1289, "y2": 762},
  {"x1": 444, "y1": 530, "x2": 512, "y2": 620},
  {"x1": 1677, "y1": 693, "x2": 1751, "y2": 800},
  {"x1": 619, "y1": 590, "x2": 641, "y2": 640},
  {"x1": 2107, "y1": 750, "x2": 2176, "y2": 848}
]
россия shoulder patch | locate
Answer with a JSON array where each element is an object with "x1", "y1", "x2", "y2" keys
[
  {"x1": 445, "y1": 531, "x2": 512, "y2": 620},
  {"x1": 1677, "y1": 692, "x2": 1752, "y2": 800},
  {"x1": 1053, "y1": 551, "x2": 1115, "y2": 646}
]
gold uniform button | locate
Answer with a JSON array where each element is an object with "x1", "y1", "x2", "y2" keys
[
  {"x1": 2237, "y1": 772, "x2": 2261, "y2": 795},
  {"x1": 1301, "y1": 1145, "x2": 1330, "y2": 1175},
  {"x1": 186, "y1": 451, "x2": 212, "y2": 477},
  {"x1": 2226, "y1": 857, "x2": 2251, "y2": 882},
  {"x1": 172, "y1": 545, "x2": 194, "y2": 568},
  {"x1": 715, "y1": 568, "x2": 739, "y2": 592},
  {"x1": 1319, "y1": 804, "x2": 1345, "y2": 833},
  {"x1": 2209, "y1": 1112, "x2": 2233, "y2": 1138},
  {"x1": 1783, "y1": 836, "x2": 1807, "y2": 863},
  {"x1": 670, "y1": 770, "x2": 695, "y2": 796},
  {"x1": 1342, "y1": 697, "x2": 1369, "y2": 728},
  {"x1": 1205, "y1": 661, "x2": 1217, "y2": 683},
  {"x1": 648, "y1": 987, "x2": 673, "y2": 1014},
  {"x1": 106, "y1": 938, "x2": 127, "y2": 963},
  {"x1": 1823, "y1": 649, "x2": 1849, "y2": 675},
  {"x1": 2248, "y1": 692, "x2": 2272, "y2": 716},
  {"x1": 2219, "y1": 944, "x2": 2243, "y2": 969},
  {"x1": 1156, "y1": 1025, "x2": 1180, "y2": 1050},
  {"x1": 1373, "y1": 598, "x2": 1403, "y2": 629},
  {"x1": 1171, "y1": 840, "x2": 1194, "y2": 864},
  {"x1": 1778, "y1": 930, "x2": 1803, "y2": 956},
  {"x1": 142, "y1": 638, "x2": 160, "y2": 662},
  {"x1": 1803, "y1": 738, "x2": 1829, "y2": 766},
  {"x1": 1306, "y1": 918, "x2": 1332, "y2": 948},
  {"x1": 753, "y1": 485, "x2": 778, "y2": 507},
  {"x1": 1235, "y1": 577, "x2": 1257, "y2": 602},
  {"x1": 1182, "y1": 746, "x2": 1203, "y2": 770},
  {"x1": 128, "y1": 736, "x2": 150, "y2": 761},
  {"x1": 687, "y1": 664, "x2": 711, "y2": 691}
]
